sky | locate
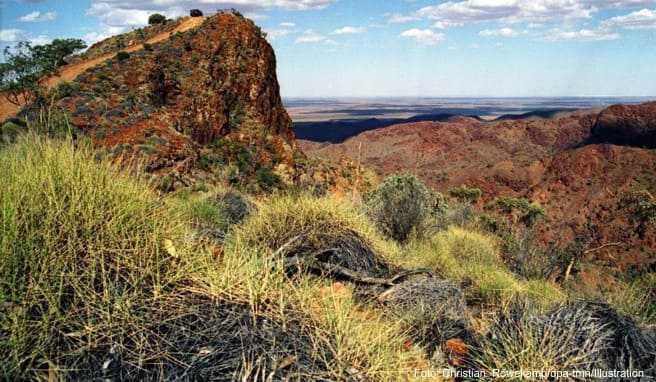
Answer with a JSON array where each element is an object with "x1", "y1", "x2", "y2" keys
[{"x1": 1, "y1": 0, "x2": 655, "y2": 97}]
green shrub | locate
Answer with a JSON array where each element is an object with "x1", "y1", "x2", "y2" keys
[
  {"x1": 178, "y1": 187, "x2": 253, "y2": 236},
  {"x1": 364, "y1": 173, "x2": 432, "y2": 243},
  {"x1": 396, "y1": 227, "x2": 563, "y2": 305},
  {"x1": 492, "y1": 196, "x2": 546, "y2": 227},
  {"x1": 148, "y1": 13, "x2": 166, "y2": 25},
  {"x1": 0, "y1": 121, "x2": 24, "y2": 145},
  {"x1": 143, "y1": 43, "x2": 153, "y2": 51},
  {"x1": 448, "y1": 185, "x2": 483, "y2": 203},
  {"x1": 53, "y1": 81, "x2": 79, "y2": 99},
  {"x1": 116, "y1": 51, "x2": 130, "y2": 61},
  {"x1": 621, "y1": 190, "x2": 656, "y2": 238},
  {"x1": 255, "y1": 166, "x2": 281, "y2": 192}
]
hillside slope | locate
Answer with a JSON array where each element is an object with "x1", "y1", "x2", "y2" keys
[
  {"x1": 301, "y1": 105, "x2": 656, "y2": 280},
  {"x1": 15, "y1": 12, "x2": 297, "y2": 189},
  {"x1": 0, "y1": 17, "x2": 205, "y2": 122}
]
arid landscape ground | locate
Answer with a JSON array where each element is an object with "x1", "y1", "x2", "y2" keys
[{"x1": 1, "y1": 5, "x2": 655, "y2": 382}]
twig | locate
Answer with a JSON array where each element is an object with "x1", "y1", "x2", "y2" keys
[
  {"x1": 272, "y1": 234, "x2": 307, "y2": 258},
  {"x1": 305, "y1": 259, "x2": 395, "y2": 286},
  {"x1": 583, "y1": 242, "x2": 624, "y2": 254},
  {"x1": 389, "y1": 268, "x2": 433, "y2": 284}
]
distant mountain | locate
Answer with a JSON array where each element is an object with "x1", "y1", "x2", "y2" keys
[{"x1": 301, "y1": 103, "x2": 656, "y2": 285}]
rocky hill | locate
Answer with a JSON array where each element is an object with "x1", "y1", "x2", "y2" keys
[
  {"x1": 17, "y1": 12, "x2": 298, "y2": 190},
  {"x1": 301, "y1": 104, "x2": 656, "y2": 284},
  {"x1": 592, "y1": 101, "x2": 656, "y2": 148}
]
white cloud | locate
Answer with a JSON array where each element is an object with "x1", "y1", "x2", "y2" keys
[
  {"x1": 415, "y1": 0, "x2": 656, "y2": 27},
  {"x1": 400, "y1": 28, "x2": 445, "y2": 45},
  {"x1": 0, "y1": 29, "x2": 25, "y2": 42},
  {"x1": 432, "y1": 20, "x2": 464, "y2": 29},
  {"x1": 332, "y1": 26, "x2": 366, "y2": 34},
  {"x1": 244, "y1": 12, "x2": 268, "y2": 20},
  {"x1": 87, "y1": 3, "x2": 154, "y2": 28},
  {"x1": 83, "y1": 26, "x2": 126, "y2": 45},
  {"x1": 295, "y1": 29, "x2": 336, "y2": 44},
  {"x1": 479, "y1": 27, "x2": 518, "y2": 37},
  {"x1": 280, "y1": 22, "x2": 296, "y2": 27},
  {"x1": 86, "y1": 0, "x2": 335, "y2": 30},
  {"x1": 19, "y1": 11, "x2": 57, "y2": 22},
  {"x1": 265, "y1": 29, "x2": 291, "y2": 39},
  {"x1": 543, "y1": 27, "x2": 620, "y2": 41},
  {"x1": 385, "y1": 12, "x2": 420, "y2": 23},
  {"x1": 601, "y1": 8, "x2": 656, "y2": 29},
  {"x1": 0, "y1": 28, "x2": 51, "y2": 46}
]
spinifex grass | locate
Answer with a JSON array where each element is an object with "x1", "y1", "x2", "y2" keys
[{"x1": 0, "y1": 134, "x2": 190, "y2": 377}]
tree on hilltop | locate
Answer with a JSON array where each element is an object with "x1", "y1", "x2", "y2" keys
[
  {"x1": 0, "y1": 38, "x2": 86, "y2": 106},
  {"x1": 148, "y1": 13, "x2": 167, "y2": 25}
]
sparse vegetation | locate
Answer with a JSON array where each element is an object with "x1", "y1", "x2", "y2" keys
[{"x1": 2, "y1": 11, "x2": 654, "y2": 381}]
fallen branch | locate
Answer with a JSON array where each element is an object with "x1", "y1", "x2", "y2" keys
[
  {"x1": 306, "y1": 259, "x2": 395, "y2": 286},
  {"x1": 583, "y1": 242, "x2": 624, "y2": 254},
  {"x1": 272, "y1": 234, "x2": 307, "y2": 258}
]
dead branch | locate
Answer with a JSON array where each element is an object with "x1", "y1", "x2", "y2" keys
[{"x1": 583, "y1": 242, "x2": 624, "y2": 254}]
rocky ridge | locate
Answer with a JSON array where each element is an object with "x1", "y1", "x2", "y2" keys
[{"x1": 301, "y1": 103, "x2": 656, "y2": 284}]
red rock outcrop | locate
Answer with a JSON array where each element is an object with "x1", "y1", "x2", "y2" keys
[
  {"x1": 592, "y1": 101, "x2": 656, "y2": 148},
  {"x1": 24, "y1": 12, "x2": 295, "y2": 187}
]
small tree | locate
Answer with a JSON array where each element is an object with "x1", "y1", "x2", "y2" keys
[
  {"x1": 190, "y1": 9, "x2": 203, "y2": 17},
  {"x1": 148, "y1": 13, "x2": 167, "y2": 25},
  {"x1": 31, "y1": 38, "x2": 87, "y2": 72},
  {"x1": 0, "y1": 43, "x2": 40, "y2": 106},
  {"x1": 0, "y1": 39, "x2": 86, "y2": 106},
  {"x1": 493, "y1": 196, "x2": 546, "y2": 227}
]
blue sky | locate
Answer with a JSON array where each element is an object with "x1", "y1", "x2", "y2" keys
[{"x1": 1, "y1": 0, "x2": 655, "y2": 97}]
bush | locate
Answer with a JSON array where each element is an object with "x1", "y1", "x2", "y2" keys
[
  {"x1": 492, "y1": 196, "x2": 546, "y2": 227},
  {"x1": 364, "y1": 174, "x2": 432, "y2": 243},
  {"x1": 255, "y1": 166, "x2": 281, "y2": 192},
  {"x1": 190, "y1": 9, "x2": 203, "y2": 17},
  {"x1": 378, "y1": 276, "x2": 472, "y2": 359},
  {"x1": 148, "y1": 13, "x2": 167, "y2": 25},
  {"x1": 471, "y1": 301, "x2": 656, "y2": 380},
  {"x1": 233, "y1": 194, "x2": 391, "y2": 278},
  {"x1": 115, "y1": 51, "x2": 130, "y2": 61},
  {"x1": 143, "y1": 43, "x2": 153, "y2": 51},
  {"x1": 449, "y1": 185, "x2": 483, "y2": 203},
  {"x1": 397, "y1": 227, "x2": 563, "y2": 305},
  {"x1": 179, "y1": 187, "x2": 254, "y2": 242}
]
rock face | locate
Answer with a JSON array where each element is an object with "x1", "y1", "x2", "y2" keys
[
  {"x1": 592, "y1": 102, "x2": 656, "y2": 148},
  {"x1": 41, "y1": 12, "x2": 295, "y2": 186}
]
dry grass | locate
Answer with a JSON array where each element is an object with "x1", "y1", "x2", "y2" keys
[
  {"x1": 8, "y1": 132, "x2": 647, "y2": 382},
  {"x1": 470, "y1": 301, "x2": 656, "y2": 381},
  {"x1": 393, "y1": 227, "x2": 564, "y2": 306},
  {"x1": 0, "y1": 134, "x2": 192, "y2": 378}
]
